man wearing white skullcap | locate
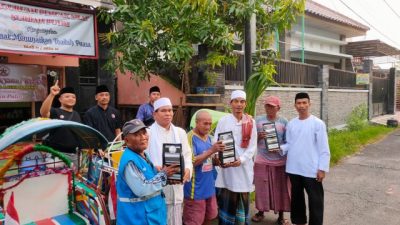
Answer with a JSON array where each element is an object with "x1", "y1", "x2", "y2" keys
[
  {"x1": 146, "y1": 97, "x2": 193, "y2": 225},
  {"x1": 213, "y1": 90, "x2": 257, "y2": 225},
  {"x1": 230, "y1": 90, "x2": 246, "y2": 100}
]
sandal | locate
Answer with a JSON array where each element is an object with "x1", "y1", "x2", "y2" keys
[
  {"x1": 251, "y1": 212, "x2": 265, "y2": 222},
  {"x1": 277, "y1": 218, "x2": 290, "y2": 225}
]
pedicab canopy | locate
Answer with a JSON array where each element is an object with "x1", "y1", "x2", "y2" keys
[{"x1": 0, "y1": 118, "x2": 109, "y2": 152}]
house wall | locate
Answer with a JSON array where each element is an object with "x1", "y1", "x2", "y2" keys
[
  {"x1": 223, "y1": 86, "x2": 368, "y2": 128},
  {"x1": 117, "y1": 72, "x2": 186, "y2": 106},
  {"x1": 289, "y1": 23, "x2": 345, "y2": 64},
  {"x1": 0, "y1": 53, "x2": 79, "y2": 67}
]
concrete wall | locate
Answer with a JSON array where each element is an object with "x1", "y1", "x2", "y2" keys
[
  {"x1": 224, "y1": 85, "x2": 368, "y2": 128},
  {"x1": 327, "y1": 90, "x2": 368, "y2": 126}
]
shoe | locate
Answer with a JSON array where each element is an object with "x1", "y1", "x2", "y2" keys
[
  {"x1": 251, "y1": 212, "x2": 264, "y2": 222},
  {"x1": 277, "y1": 218, "x2": 290, "y2": 225}
]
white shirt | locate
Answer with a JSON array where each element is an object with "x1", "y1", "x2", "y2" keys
[
  {"x1": 213, "y1": 114, "x2": 257, "y2": 192},
  {"x1": 146, "y1": 122, "x2": 193, "y2": 204},
  {"x1": 281, "y1": 115, "x2": 330, "y2": 178}
]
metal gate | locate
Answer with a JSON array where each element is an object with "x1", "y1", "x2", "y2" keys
[
  {"x1": 372, "y1": 70, "x2": 389, "y2": 116},
  {"x1": 397, "y1": 73, "x2": 400, "y2": 111}
]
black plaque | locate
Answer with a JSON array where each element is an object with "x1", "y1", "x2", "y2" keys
[
  {"x1": 262, "y1": 123, "x2": 280, "y2": 152},
  {"x1": 162, "y1": 143, "x2": 185, "y2": 182},
  {"x1": 217, "y1": 131, "x2": 236, "y2": 164}
]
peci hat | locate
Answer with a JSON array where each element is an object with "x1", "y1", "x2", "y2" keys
[
  {"x1": 149, "y1": 86, "x2": 161, "y2": 94},
  {"x1": 95, "y1": 85, "x2": 109, "y2": 94},
  {"x1": 59, "y1": 86, "x2": 75, "y2": 96},
  {"x1": 264, "y1": 96, "x2": 281, "y2": 107},
  {"x1": 230, "y1": 90, "x2": 246, "y2": 100},
  {"x1": 295, "y1": 92, "x2": 310, "y2": 101},
  {"x1": 122, "y1": 119, "x2": 147, "y2": 137},
  {"x1": 154, "y1": 97, "x2": 172, "y2": 111}
]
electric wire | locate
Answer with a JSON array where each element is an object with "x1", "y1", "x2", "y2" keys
[
  {"x1": 383, "y1": 0, "x2": 400, "y2": 21},
  {"x1": 338, "y1": 0, "x2": 400, "y2": 48}
]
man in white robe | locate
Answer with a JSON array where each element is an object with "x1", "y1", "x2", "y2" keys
[
  {"x1": 146, "y1": 97, "x2": 193, "y2": 225},
  {"x1": 213, "y1": 90, "x2": 257, "y2": 225}
]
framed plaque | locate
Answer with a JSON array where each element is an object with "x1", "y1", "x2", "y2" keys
[
  {"x1": 162, "y1": 143, "x2": 185, "y2": 182},
  {"x1": 262, "y1": 123, "x2": 280, "y2": 152},
  {"x1": 217, "y1": 131, "x2": 236, "y2": 164}
]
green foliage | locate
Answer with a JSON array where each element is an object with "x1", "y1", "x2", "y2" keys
[
  {"x1": 244, "y1": 57, "x2": 278, "y2": 116},
  {"x1": 99, "y1": 0, "x2": 305, "y2": 87},
  {"x1": 204, "y1": 71, "x2": 219, "y2": 86},
  {"x1": 244, "y1": 0, "x2": 305, "y2": 116},
  {"x1": 346, "y1": 104, "x2": 369, "y2": 131},
  {"x1": 328, "y1": 125, "x2": 395, "y2": 165}
]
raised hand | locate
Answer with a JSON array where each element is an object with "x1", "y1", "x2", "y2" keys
[{"x1": 50, "y1": 80, "x2": 60, "y2": 96}]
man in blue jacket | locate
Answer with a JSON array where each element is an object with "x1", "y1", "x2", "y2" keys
[{"x1": 117, "y1": 119, "x2": 176, "y2": 225}]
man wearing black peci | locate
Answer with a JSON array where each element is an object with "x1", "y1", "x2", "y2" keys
[
  {"x1": 84, "y1": 85, "x2": 122, "y2": 142},
  {"x1": 136, "y1": 86, "x2": 161, "y2": 126},
  {"x1": 40, "y1": 80, "x2": 81, "y2": 166}
]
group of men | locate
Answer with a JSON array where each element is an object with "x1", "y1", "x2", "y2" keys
[
  {"x1": 117, "y1": 90, "x2": 330, "y2": 225},
  {"x1": 39, "y1": 81, "x2": 330, "y2": 225},
  {"x1": 39, "y1": 82, "x2": 161, "y2": 161}
]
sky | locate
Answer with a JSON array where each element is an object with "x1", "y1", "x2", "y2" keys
[{"x1": 312, "y1": 0, "x2": 400, "y2": 67}]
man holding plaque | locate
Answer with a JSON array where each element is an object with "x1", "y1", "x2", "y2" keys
[
  {"x1": 213, "y1": 90, "x2": 257, "y2": 225},
  {"x1": 251, "y1": 96, "x2": 290, "y2": 225},
  {"x1": 117, "y1": 119, "x2": 177, "y2": 225},
  {"x1": 183, "y1": 110, "x2": 225, "y2": 225},
  {"x1": 146, "y1": 97, "x2": 193, "y2": 225},
  {"x1": 281, "y1": 92, "x2": 330, "y2": 225}
]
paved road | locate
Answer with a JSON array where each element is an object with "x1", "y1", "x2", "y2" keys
[
  {"x1": 211, "y1": 129, "x2": 400, "y2": 224},
  {"x1": 324, "y1": 128, "x2": 400, "y2": 225}
]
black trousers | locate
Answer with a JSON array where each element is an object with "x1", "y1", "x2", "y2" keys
[{"x1": 288, "y1": 173, "x2": 324, "y2": 225}]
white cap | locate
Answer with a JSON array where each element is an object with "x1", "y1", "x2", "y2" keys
[
  {"x1": 231, "y1": 90, "x2": 246, "y2": 100},
  {"x1": 154, "y1": 97, "x2": 172, "y2": 111}
]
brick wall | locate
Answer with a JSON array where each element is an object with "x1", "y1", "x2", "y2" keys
[
  {"x1": 327, "y1": 90, "x2": 368, "y2": 126},
  {"x1": 224, "y1": 86, "x2": 368, "y2": 128}
]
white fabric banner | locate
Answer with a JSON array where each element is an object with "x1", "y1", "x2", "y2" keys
[{"x1": 0, "y1": 1, "x2": 96, "y2": 57}]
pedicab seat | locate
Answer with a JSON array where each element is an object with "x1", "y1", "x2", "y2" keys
[{"x1": 0, "y1": 145, "x2": 89, "y2": 225}]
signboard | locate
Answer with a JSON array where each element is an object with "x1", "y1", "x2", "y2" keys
[
  {"x1": 356, "y1": 73, "x2": 370, "y2": 85},
  {"x1": 0, "y1": 1, "x2": 97, "y2": 58},
  {"x1": 0, "y1": 64, "x2": 47, "y2": 102}
]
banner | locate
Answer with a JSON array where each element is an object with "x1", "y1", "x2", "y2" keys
[
  {"x1": 0, "y1": 1, "x2": 96, "y2": 57},
  {"x1": 356, "y1": 73, "x2": 369, "y2": 85},
  {"x1": 0, "y1": 64, "x2": 47, "y2": 102}
]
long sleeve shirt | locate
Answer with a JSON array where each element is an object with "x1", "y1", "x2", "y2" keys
[
  {"x1": 213, "y1": 114, "x2": 257, "y2": 192},
  {"x1": 281, "y1": 115, "x2": 330, "y2": 178},
  {"x1": 146, "y1": 122, "x2": 193, "y2": 204},
  {"x1": 136, "y1": 103, "x2": 155, "y2": 125},
  {"x1": 124, "y1": 161, "x2": 167, "y2": 197}
]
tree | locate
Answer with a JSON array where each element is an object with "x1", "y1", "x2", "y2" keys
[{"x1": 100, "y1": 0, "x2": 304, "y2": 113}]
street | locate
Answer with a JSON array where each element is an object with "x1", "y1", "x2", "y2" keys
[
  {"x1": 212, "y1": 128, "x2": 400, "y2": 225},
  {"x1": 324, "y1": 128, "x2": 400, "y2": 224}
]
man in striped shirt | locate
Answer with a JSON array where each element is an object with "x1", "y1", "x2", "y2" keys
[{"x1": 183, "y1": 110, "x2": 225, "y2": 225}]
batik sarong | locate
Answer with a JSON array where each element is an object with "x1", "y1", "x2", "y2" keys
[{"x1": 217, "y1": 188, "x2": 249, "y2": 225}]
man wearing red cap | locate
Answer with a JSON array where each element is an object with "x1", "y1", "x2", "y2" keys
[{"x1": 252, "y1": 95, "x2": 290, "y2": 225}]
